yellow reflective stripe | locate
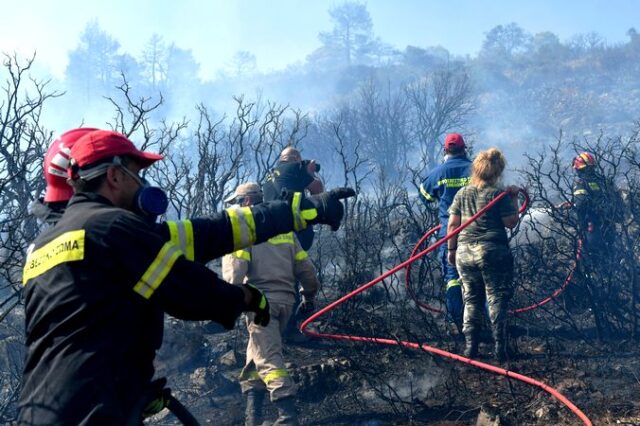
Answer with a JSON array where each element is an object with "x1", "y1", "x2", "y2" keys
[
  {"x1": 133, "y1": 242, "x2": 182, "y2": 299},
  {"x1": 419, "y1": 184, "x2": 435, "y2": 202},
  {"x1": 301, "y1": 209, "x2": 317, "y2": 220},
  {"x1": 227, "y1": 207, "x2": 243, "y2": 249},
  {"x1": 22, "y1": 230, "x2": 86, "y2": 284},
  {"x1": 239, "y1": 370, "x2": 261, "y2": 381},
  {"x1": 295, "y1": 250, "x2": 308, "y2": 261},
  {"x1": 240, "y1": 368, "x2": 289, "y2": 384},
  {"x1": 291, "y1": 192, "x2": 318, "y2": 230},
  {"x1": 574, "y1": 189, "x2": 588, "y2": 196},
  {"x1": 263, "y1": 369, "x2": 290, "y2": 384},
  {"x1": 437, "y1": 177, "x2": 470, "y2": 188},
  {"x1": 446, "y1": 279, "x2": 461, "y2": 290},
  {"x1": 233, "y1": 249, "x2": 251, "y2": 261},
  {"x1": 167, "y1": 220, "x2": 195, "y2": 261},
  {"x1": 167, "y1": 221, "x2": 178, "y2": 242},
  {"x1": 242, "y1": 208, "x2": 257, "y2": 244},
  {"x1": 184, "y1": 220, "x2": 194, "y2": 260},
  {"x1": 291, "y1": 192, "x2": 306, "y2": 231},
  {"x1": 268, "y1": 232, "x2": 294, "y2": 245},
  {"x1": 588, "y1": 182, "x2": 601, "y2": 191},
  {"x1": 226, "y1": 206, "x2": 257, "y2": 250}
]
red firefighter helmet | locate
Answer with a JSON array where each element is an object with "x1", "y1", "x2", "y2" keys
[
  {"x1": 44, "y1": 128, "x2": 99, "y2": 202},
  {"x1": 444, "y1": 133, "x2": 465, "y2": 150},
  {"x1": 572, "y1": 152, "x2": 596, "y2": 171}
]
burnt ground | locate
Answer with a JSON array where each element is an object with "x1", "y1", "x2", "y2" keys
[{"x1": 149, "y1": 307, "x2": 640, "y2": 426}]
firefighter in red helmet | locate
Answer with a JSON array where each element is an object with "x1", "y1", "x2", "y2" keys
[
  {"x1": 571, "y1": 152, "x2": 611, "y2": 254},
  {"x1": 566, "y1": 151, "x2": 625, "y2": 338},
  {"x1": 18, "y1": 130, "x2": 355, "y2": 425},
  {"x1": 419, "y1": 133, "x2": 471, "y2": 333},
  {"x1": 30, "y1": 128, "x2": 99, "y2": 226}
]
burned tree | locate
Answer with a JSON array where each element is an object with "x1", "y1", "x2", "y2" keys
[
  {"x1": 517, "y1": 133, "x2": 638, "y2": 341},
  {"x1": 405, "y1": 66, "x2": 474, "y2": 176},
  {"x1": 0, "y1": 53, "x2": 61, "y2": 421}
]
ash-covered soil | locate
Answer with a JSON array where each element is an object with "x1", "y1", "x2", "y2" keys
[{"x1": 149, "y1": 311, "x2": 640, "y2": 426}]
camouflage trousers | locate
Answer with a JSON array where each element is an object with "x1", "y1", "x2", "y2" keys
[
  {"x1": 455, "y1": 242, "x2": 514, "y2": 341},
  {"x1": 240, "y1": 301, "x2": 297, "y2": 402}
]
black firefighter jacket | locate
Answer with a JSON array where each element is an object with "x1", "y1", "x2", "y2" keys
[{"x1": 17, "y1": 191, "x2": 301, "y2": 425}]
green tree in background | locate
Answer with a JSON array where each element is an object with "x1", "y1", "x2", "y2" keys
[
  {"x1": 316, "y1": 1, "x2": 377, "y2": 67},
  {"x1": 480, "y1": 22, "x2": 531, "y2": 62}
]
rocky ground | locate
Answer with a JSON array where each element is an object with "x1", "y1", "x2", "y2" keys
[{"x1": 148, "y1": 310, "x2": 640, "y2": 426}]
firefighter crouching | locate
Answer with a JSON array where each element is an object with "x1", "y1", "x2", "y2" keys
[
  {"x1": 17, "y1": 130, "x2": 355, "y2": 425},
  {"x1": 223, "y1": 183, "x2": 320, "y2": 426}
]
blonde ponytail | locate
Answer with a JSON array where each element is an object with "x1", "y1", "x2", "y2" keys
[{"x1": 470, "y1": 148, "x2": 506, "y2": 187}]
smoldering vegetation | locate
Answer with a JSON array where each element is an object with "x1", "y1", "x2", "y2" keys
[{"x1": 2, "y1": 2, "x2": 640, "y2": 424}]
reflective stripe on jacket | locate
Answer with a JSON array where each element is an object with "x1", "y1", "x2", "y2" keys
[
  {"x1": 18, "y1": 192, "x2": 258, "y2": 425},
  {"x1": 222, "y1": 232, "x2": 319, "y2": 305},
  {"x1": 420, "y1": 155, "x2": 472, "y2": 223}
]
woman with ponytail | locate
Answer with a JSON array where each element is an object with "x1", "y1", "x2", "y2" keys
[{"x1": 446, "y1": 148, "x2": 521, "y2": 362}]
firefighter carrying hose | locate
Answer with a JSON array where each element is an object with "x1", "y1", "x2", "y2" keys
[
  {"x1": 17, "y1": 130, "x2": 355, "y2": 425},
  {"x1": 561, "y1": 152, "x2": 623, "y2": 337},
  {"x1": 447, "y1": 148, "x2": 520, "y2": 362},
  {"x1": 223, "y1": 183, "x2": 320, "y2": 426},
  {"x1": 570, "y1": 152, "x2": 619, "y2": 261},
  {"x1": 419, "y1": 133, "x2": 471, "y2": 332}
]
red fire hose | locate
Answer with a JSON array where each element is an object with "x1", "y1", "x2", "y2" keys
[
  {"x1": 509, "y1": 239, "x2": 582, "y2": 314},
  {"x1": 404, "y1": 194, "x2": 582, "y2": 315},
  {"x1": 301, "y1": 190, "x2": 592, "y2": 426},
  {"x1": 404, "y1": 224, "x2": 445, "y2": 313}
]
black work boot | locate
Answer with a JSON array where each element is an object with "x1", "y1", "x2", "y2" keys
[
  {"x1": 244, "y1": 390, "x2": 265, "y2": 426},
  {"x1": 273, "y1": 396, "x2": 298, "y2": 425},
  {"x1": 463, "y1": 333, "x2": 478, "y2": 358},
  {"x1": 494, "y1": 340, "x2": 507, "y2": 362},
  {"x1": 493, "y1": 324, "x2": 508, "y2": 363}
]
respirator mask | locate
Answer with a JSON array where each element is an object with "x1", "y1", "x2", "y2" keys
[
  {"x1": 114, "y1": 158, "x2": 168, "y2": 221},
  {"x1": 71, "y1": 155, "x2": 169, "y2": 222}
]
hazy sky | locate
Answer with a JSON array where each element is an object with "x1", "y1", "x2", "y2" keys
[{"x1": 2, "y1": 0, "x2": 637, "y2": 80}]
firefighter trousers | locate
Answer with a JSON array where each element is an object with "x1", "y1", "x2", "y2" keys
[
  {"x1": 240, "y1": 301, "x2": 296, "y2": 402},
  {"x1": 439, "y1": 242, "x2": 463, "y2": 325}
]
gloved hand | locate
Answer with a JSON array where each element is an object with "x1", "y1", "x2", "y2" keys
[
  {"x1": 142, "y1": 378, "x2": 171, "y2": 418},
  {"x1": 295, "y1": 297, "x2": 316, "y2": 318},
  {"x1": 244, "y1": 284, "x2": 270, "y2": 326},
  {"x1": 289, "y1": 187, "x2": 355, "y2": 231},
  {"x1": 505, "y1": 185, "x2": 520, "y2": 196}
]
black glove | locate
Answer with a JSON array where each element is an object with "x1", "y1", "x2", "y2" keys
[
  {"x1": 295, "y1": 297, "x2": 316, "y2": 318},
  {"x1": 142, "y1": 378, "x2": 171, "y2": 418},
  {"x1": 288, "y1": 187, "x2": 355, "y2": 231},
  {"x1": 244, "y1": 284, "x2": 270, "y2": 326}
]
